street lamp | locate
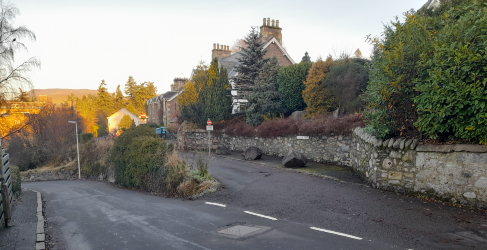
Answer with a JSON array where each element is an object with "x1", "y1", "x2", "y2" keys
[{"x1": 68, "y1": 121, "x2": 81, "y2": 179}]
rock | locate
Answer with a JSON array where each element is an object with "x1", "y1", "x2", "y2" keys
[
  {"x1": 398, "y1": 138, "x2": 406, "y2": 150},
  {"x1": 383, "y1": 139, "x2": 390, "y2": 147},
  {"x1": 393, "y1": 138, "x2": 401, "y2": 149},
  {"x1": 243, "y1": 146, "x2": 262, "y2": 160},
  {"x1": 282, "y1": 149, "x2": 307, "y2": 168},
  {"x1": 405, "y1": 139, "x2": 413, "y2": 149},
  {"x1": 216, "y1": 145, "x2": 230, "y2": 155},
  {"x1": 290, "y1": 111, "x2": 306, "y2": 120},
  {"x1": 377, "y1": 139, "x2": 383, "y2": 147},
  {"x1": 452, "y1": 144, "x2": 487, "y2": 153},
  {"x1": 463, "y1": 192, "x2": 477, "y2": 199},
  {"x1": 416, "y1": 145, "x2": 452, "y2": 152},
  {"x1": 410, "y1": 139, "x2": 419, "y2": 149},
  {"x1": 388, "y1": 138, "x2": 395, "y2": 148}
]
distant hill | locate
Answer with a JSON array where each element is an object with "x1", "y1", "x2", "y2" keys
[{"x1": 28, "y1": 89, "x2": 99, "y2": 104}]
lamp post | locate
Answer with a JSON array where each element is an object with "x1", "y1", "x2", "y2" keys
[{"x1": 68, "y1": 121, "x2": 81, "y2": 179}]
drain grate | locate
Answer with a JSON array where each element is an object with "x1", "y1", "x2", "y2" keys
[{"x1": 218, "y1": 225, "x2": 261, "y2": 237}]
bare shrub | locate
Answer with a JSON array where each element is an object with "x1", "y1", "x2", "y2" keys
[{"x1": 215, "y1": 113, "x2": 364, "y2": 138}]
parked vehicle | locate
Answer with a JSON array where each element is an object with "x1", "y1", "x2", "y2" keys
[{"x1": 155, "y1": 127, "x2": 166, "y2": 138}]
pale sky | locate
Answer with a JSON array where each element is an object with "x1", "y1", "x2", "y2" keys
[{"x1": 12, "y1": 0, "x2": 426, "y2": 94}]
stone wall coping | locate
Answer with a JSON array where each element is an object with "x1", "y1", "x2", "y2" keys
[{"x1": 416, "y1": 144, "x2": 487, "y2": 153}]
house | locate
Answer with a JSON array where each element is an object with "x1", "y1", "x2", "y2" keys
[
  {"x1": 212, "y1": 18, "x2": 295, "y2": 113},
  {"x1": 146, "y1": 85, "x2": 180, "y2": 126},
  {"x1": 0, "y1": 101, "x2": 49, "y2": 137},
  {"x1": 107, "y1": 108, "x2": 139, "y2": 134}
]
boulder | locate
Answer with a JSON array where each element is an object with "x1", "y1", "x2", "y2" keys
[
  {"x1": 282, "y1": 150, "x2": 307, "y2": 168},
  {"x1": 216, "y1": 145, "x2": 230, "y2": 155},
  {"x1": 243, "y1": 146, "x2": 262, "y2": 160}
]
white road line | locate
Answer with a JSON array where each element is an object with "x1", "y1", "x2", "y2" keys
[
  {"x1": 310, "y1": 227, "x2": 362, "y2": 240},
  {"x1": 244, "y1": 211, "x2": 278, "y2": 221},
  {"x1": 204, "y1": 202, "x2": 227, "y2": 207}
]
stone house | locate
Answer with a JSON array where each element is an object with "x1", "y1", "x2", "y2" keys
[
  {"x1": 212, "y1": 18, "x2": 295, "y2": 113},
  {"x1": 107, "y1": 108, "x2": 139, "y2": 134},
  {"x1": 146, "y1": 88, "x2": 180, "y2": 126}
]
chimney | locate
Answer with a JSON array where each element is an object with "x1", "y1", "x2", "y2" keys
[
  {"x1": 260, "y1": 17, "x2": 282, "y2": 44},
  {"x1": 211, "y1": 43, "x2": 231, "y2": 61}
]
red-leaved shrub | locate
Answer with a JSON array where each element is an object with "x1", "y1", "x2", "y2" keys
[{"x1": 215, "y1": 114, "x2": 364, "y2": 138}]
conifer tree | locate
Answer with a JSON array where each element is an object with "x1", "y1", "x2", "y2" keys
[
  {"x1": 97, "y1": 79, "x2": 115, "y2": 115},
  {"x1": 204, "y1": 65, "x2": 232, "y2": 122},
  {"x1": 301, "y1": 52, "x2": 311, "y2": 63},
  {"x1": 114, "y1": 84, "x2": 125, "y2": 111},
  {"x1": 246, "y1": 57, "x2": 284, "y2": 126},
  {"x1": 125, "y1": 102, "x2": 137, "y2": 115},
  {"x1": 302, "y1": 56, "x2": 335, "y2": 116},
  {"x1": 233, "y1": 27, "x2": 269, "y2": 101},
  {"x1": 118, "y1": 114, "x2": 134, "y2": 131},
  {"x1": 277, "y1": 60, "x2": 312, "y2": 114}
]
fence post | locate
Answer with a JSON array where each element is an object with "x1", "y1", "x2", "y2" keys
[{"x1": 0, "y1": 138, "x2": 12, "y2": 227}]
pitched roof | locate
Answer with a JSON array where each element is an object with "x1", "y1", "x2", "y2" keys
[
  {"x1": 147, "y1": 91, "x2": 178, "y2": 104},
  {"x1": 218, "y1": 36, "x2": 294, "y2": 79}
]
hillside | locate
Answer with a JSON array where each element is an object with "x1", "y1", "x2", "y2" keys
[{"x1": 28, "y1": 89, "x2": 99, "y2": 104}]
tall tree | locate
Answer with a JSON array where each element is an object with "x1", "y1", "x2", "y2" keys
[
  {"x1": 123, "y1": 76, "x2": 157, "y2": 114},
  {"x1": 233, "y1": 27, "x2": 269, "y2": 101},
  {"x1": 96, "y1": 79, "x2": 114, "y2": 115},
  {"x1": 301, "y1": 52, "x2": 311, "y2": 63},
  {"x1": 0, "y1": 1, "x2": 40, "y2": 103},
  {"x1": 113, "y1": 84, "x2": 125, "y2": 111},
  {"x1": 277, "y1": 59, "x2": 313, "y2": 114},
  {"x1": 76, "y1": 94, "x2": 98, "y2": 134},
  {"x1": 202, "y1": 59, "x2": 232, "y2": 122},
  {"x1": 246, "y1": 57, "x2": 284, "y2": 126},
  {"x1": 302, "y1": 56, "x2": 335, "y2": 117}
]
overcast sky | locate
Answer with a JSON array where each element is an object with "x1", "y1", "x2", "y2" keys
[{"x1": 12, "y1": 0, "x2": 426, "y2": 94}]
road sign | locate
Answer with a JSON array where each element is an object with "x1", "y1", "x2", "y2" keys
[
  {"x1": 206, "y1": 125, "x2": 213, "y2": 131},
  {"x1": 207, "y1": 119, "x2": 212, "y2": 125}
]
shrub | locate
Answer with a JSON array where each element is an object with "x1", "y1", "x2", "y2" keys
[
  {"x1": 414, "y1": 1, "x2": 487, "y2": 143},
  {"x1": 10, "y1": 165, "x2": 21, "y2": 196},
  {"x1": 80, "y1": 139, "x2": 113, "y2": 177},
  {"x1": 218, "y1": 114, "x2": 364, "y2": 138},
  {"x1": 110, "y1": 125, "x2": 167, "y2": 188},
  {"x1": 278, "y1": 61, "x2": 312, "y2": 114},
  {"x1": 79, "y1": 133, "x2": 94, "y2": 143}
]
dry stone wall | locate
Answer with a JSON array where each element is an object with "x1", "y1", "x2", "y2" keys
[{"x1": 179, "y1": 126, "x2": 487, "y2": 207}]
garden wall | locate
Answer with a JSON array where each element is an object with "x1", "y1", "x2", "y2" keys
[{"x1": 179, "y1": 126, "x2": 487, "y2": 207}]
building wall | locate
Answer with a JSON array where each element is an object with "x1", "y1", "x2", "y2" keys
[
  {"x1": 265, "y1": 42, "x2": 292, "y2": 66},
  {"x1": 107, "y1": 109, "x2": 139, "y2": 133}
]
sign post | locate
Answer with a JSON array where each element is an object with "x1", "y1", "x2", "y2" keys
[{"x1": 206, "y1": 119, "x2": 212, "y2": 156}]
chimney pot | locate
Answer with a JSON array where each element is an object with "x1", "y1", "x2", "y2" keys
[
  {"x1": 263, "y1": 18, "x2": 266, "y2": 26},
  {"x1": 217, "y1": 43, "x2": 220, "y2": 50},
  {"x1": 267, "y1": 18, "x2": 270, "y2": 26},
  {"x1": 276, "y1": 20, "x2": 279, "y2": 28},
  {"x1": 272, "y1": 19, "x2": 275, "y2": 27},
  {"x1": 213, "y1": 43, "x2": 216, "y2": 49}
]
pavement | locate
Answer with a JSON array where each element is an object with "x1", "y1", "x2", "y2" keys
[{"x1": 0, "y1": 189, "x2": 37, "y2": 250}]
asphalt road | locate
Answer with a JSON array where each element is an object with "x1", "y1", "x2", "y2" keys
[{"x1": 23, "y1": 153, "x2": 487, "y2": 250}]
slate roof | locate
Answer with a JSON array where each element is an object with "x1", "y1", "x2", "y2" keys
[{"x1": 147, "y1": 91, "x2": 178, "y2": 105}]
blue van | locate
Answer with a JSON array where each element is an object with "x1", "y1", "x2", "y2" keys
[{"x1": 155, "y1": 127, "x2": 166, "y2": 138}]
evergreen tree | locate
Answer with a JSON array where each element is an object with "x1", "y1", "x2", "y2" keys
[
  {"x1": 125, "y1": 102, "x2": 137, "y2": 115},
  {"x1": 114, "y1": 84, "x2": 125, "y2": 111},
  {"x1": 124, "y1": 76, "x2": 137, "y2": 98},
  {"x1": 96, "y1": 79, "x2": 115, "y2": 115},
  {"x1": 204, "y1": 65, "x2": 232, "y2": 122},
  {"x1": 123, "y1": 76, "x2": 157, "y2": 114},
  {"x1": 302, "y1": 56, "x2": 335, "y2": 117},
  {"x1": 118, "y1": 114, "x2": 134, "y2": 131},
  {"x1": 246, "y1": 57, "x2": 284, "y2": 126},
  {"x1": 277, "y1": 60, "x2": 313, "y2": 114},
  {"x1": 233, "y1": 27, "x2": 269, "y2": 101},
  {"x1": 301, "y1": 52, "x2": 311, "y2": 63}
]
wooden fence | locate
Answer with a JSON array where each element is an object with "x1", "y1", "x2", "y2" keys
[{"x1": 0, "y1": 138, "x2": 12, "y2": 228}]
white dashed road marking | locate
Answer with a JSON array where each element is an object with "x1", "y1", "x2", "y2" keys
[
  {"x1": 204, "y1": 202, "x2": 227, "y2": 207},
  {"x1": 310, "y1": 227, "x2": 362, "y2": 240},
  {"x1": 244, "y1": 211, "x2": 278, "y2": 221}
]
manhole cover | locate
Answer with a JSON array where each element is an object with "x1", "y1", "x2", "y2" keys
[{"x1": 218, "y1": 225, "x2": 261, "y2": 237}]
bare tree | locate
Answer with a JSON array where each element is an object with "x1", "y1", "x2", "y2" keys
[
  {"x1": 230, "y1": 39, "x2": 246, "y2": 54},
  {"x1": 0, "y1": 0, "x2": 40, "y2": 103}
]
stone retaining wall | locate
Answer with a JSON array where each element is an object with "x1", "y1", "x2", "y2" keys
[{"x1": 179, "y1": 125, "x2": 487, "y2": 207}]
